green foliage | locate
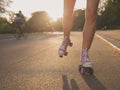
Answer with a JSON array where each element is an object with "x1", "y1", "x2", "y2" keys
[
  {"x1": 72, "y1": 0, "x2": 120, "y2": 30},
  {"x1": 72, "y1": 9, "x2": 85, "y2": 31},
  {"x1": 97, "y1": 0, "x2": 120, "y2": 29},
  {"x1": 0, "y1": 17, "x2": 13, "y2": 34}
]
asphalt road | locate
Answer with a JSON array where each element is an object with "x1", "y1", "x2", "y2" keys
[
  {"x1": 0, "y1": 32, "x2": 120, "y2": 90},
  {"x1": 97, "y1": 30, "x2": 120, "y2": 48}
]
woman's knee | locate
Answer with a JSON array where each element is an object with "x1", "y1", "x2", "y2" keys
[{"x1": 86, "y1": 0, "x2": 99, "y2": 21}]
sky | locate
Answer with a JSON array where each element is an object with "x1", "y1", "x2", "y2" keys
[{"x1": 9, "y1": 0, "x2": 86, "y2": 20}]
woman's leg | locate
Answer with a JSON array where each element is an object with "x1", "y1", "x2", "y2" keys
[
  {"x1": 81, "y1": 0, "x2": 99, "y2": 64},
  {"x1": 63, "y1": 0, "x2": 76, "y2": 37},
  {"x1": 82, "y1": 0, "x2": 99, "y2": 49},
  {"x1": 58, "y1": 0, "x2": 76, "y2": 57}
]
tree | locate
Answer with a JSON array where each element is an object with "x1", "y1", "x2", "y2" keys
[
  {"x1": 72, "y1": 9, "x2": 85, "y2": 31},
  {"x1": 97, "y1": 0, "x2": 120, "y2": 29},
  {"x1": 0, "y1": 0, "x2": 12, "y2": 15},
  {"x1": 52, "y1": 18, "x2": 63, "y2": 31},
  {"x1": 27, "y1": 11, "x2": 51, "y2": 32},
  {"x1": 0, "y1": 17, "x2": 13, "y2": 34}
]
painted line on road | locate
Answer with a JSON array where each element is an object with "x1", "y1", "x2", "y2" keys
[{"x1": 95, "y1": 34, "x2": 120, "y2": 52}]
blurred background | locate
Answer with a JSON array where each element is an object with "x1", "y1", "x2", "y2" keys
[{"x1": 0, "y1": 0, "x2": 120, "y2": 34}]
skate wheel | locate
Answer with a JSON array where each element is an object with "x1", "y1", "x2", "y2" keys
[
  {"x1": 78, "y1": 65, "x2": 94, "y2": 75},
  {"x1": 64, "y1": 52, "x2": 68, "y2": 56},
  {"x1": 59, "y1": 55, "x2": 63, "y2": 58},
  {"x1": 69, "y1": 42, "x2": 73, "y2": 47},
  {"x1": 85, "y1": 67, "x2": 94, "y2": 75},
  {"x1": 58, "y1": 50, "x2": 64, "y2": 58}
]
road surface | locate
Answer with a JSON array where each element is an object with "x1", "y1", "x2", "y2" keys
[
  {"x1": 97, "y1": 30, "x2": 120, "y2": 48},
  {"x1": 0, "y1": 32, "x2": 120, "y2": 90}
]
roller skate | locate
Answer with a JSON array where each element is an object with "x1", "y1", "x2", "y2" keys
[
  {"x1": 58, "y1": 36, "x2": 73, "y2": 57},
  {"x1": 79, "y1": 49, "x2": 94, "y2": 75}
]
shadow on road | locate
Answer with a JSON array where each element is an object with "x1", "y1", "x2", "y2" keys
[
  {"x1": 82, "y1": 75, "x2": 107, "y2": 90},
  {"x1": 62, "y1": 74, "x2": 107, "y2": 90},
  {"x1": 62, "y1": 75, "x2": 79, "y2": 90},
  {"x1": 70, "y1": 79, "x2": 79, "y2": 90}
]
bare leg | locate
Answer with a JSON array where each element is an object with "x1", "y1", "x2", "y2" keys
[
  {"x1": 64, "y1": 0, "x2": 76, "y2": 37},
  {"x1": 81, "y1": 0, "x2": 99, "y2": 65},
  {"x1": 82, "y1": 0, "x2": 100, "y2": 50},
  {"x1": 58, "y1": 0, "x2": 76, "y2": 57},
  {"x1": 79, "y1": 0, "x2": 99, "y2": 75}
]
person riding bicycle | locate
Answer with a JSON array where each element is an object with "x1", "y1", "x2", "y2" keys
[
  {"x1": 13, "y1": 11, "x2": 26, "y2": 38},
  {"x1": 18, "y1": 10, "x2": 26, "y2": 27}
]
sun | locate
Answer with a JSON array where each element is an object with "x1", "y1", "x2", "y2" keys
[
  {"x1": 41, "y1": 0, "x2": 63, "y2": 21},
  {"x1": 47, "y1": 9, "x2": 63, "y2": 21}
]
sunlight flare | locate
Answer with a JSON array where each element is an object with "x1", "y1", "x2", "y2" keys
[{"x1": 9, "y1": 0, "x2": 86, "y2": 20}]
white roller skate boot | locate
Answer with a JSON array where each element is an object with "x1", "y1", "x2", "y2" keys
[
  {"x1": 58, "y1": 36, "x2": 73, "y2": 57},
  {"x1": 79, "y1": 49, "x2": 94, "y2": 75}
]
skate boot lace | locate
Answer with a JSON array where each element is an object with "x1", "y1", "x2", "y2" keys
[{"x1": 81, "y1": 55, "x2": 90, "y2": 64}]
